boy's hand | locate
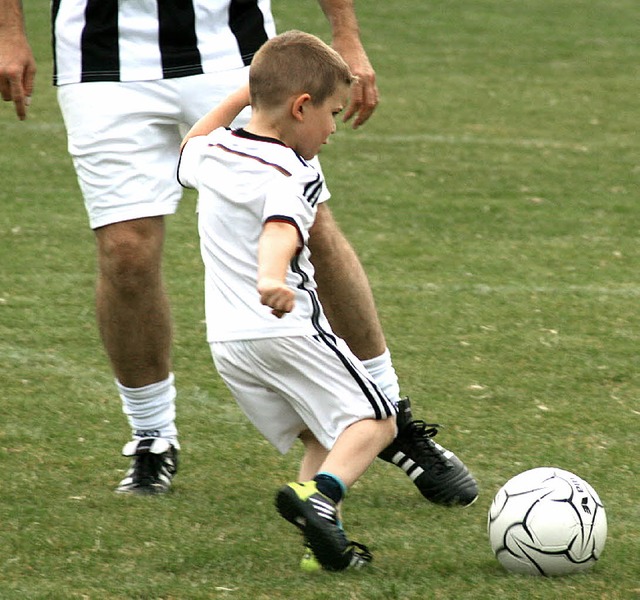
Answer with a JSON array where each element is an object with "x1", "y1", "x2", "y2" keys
[{"x1": 258, "y1": 278, "x2": 295, "y2": 318}]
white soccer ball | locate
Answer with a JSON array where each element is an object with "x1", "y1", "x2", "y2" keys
[{"x1": 487, "y1": 467, "x2": 607, "y2": 576}]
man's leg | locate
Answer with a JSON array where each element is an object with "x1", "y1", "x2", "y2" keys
[
  {"x1": 95, "y1": 216, "x2": 179, "y2": 494},
  {"x1": 95, "y1": 216, "x2": 171, "y2": 387},
  {"x1": 57, "y1": 80, "x2": 190, "y2": 494},
  {"x1": 308, "y1": 203, "x2": 478, "y2": 506},
  {"x1": 309, "y1": 204, "x2": 386, "y2": 361}
]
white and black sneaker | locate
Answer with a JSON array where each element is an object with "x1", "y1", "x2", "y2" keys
[
  {"x1": 116, "y1": 437, "x2": 178, "y2": 495},
  {"x1": 379, "y1": 398, "x2": 478, "y2": 507}
]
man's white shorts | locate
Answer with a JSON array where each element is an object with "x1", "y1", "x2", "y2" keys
[
  {"x1": 57, "y1": 70, "x2": 252, "y2": 229},
  {"x1": 210, "y1": 335, "x2": 397, "y2": 454}
]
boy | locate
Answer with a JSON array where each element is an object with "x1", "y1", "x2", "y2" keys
[{"x1": 178, "y1": 31, "x2": 398, "y2": 571}]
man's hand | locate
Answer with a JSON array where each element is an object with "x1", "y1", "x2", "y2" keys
[
  {"x1": 317, "y1": 0, "x2": 379, "y2": 128},
  {"x1": 333, "y1": 38, "x2": 378, "y2": 129},
  {"x1": 0, "y1": 18, "x2": 36, "y2": 120}
]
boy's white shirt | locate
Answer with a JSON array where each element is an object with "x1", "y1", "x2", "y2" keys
[{"x1": 179, "y1": 127, "x2": 333, "y2": 342}]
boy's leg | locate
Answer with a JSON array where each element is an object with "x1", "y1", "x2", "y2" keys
[
  {"x1": 317, "y1": 418, "x2": 396, "y2": 488},
  {"x1": 309, "y1": 204, "x2": 478, "y2": 506},
  {"x1": 277, "y1": 418, "x2": 395, "y2": 571},
  {"x1": 298, "y1": 429, "x2": 329, "y2": 481},
  {"x1": 296, "y1": 430, "x2": 331, "y2": 573}
]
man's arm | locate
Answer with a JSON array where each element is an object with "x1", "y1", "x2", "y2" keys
[
  {"x1": 317, "y1": 0, "x2": 378, "y2": 128},
  {"x1": 0, "y1": 0, "x2": 36, "y2": 120}
]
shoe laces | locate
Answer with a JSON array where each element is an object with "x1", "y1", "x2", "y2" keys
[
  {"x1": 346, "y1": 541, "x2": 372, "y2": 568},
  {"x1": 303, "y1": 540, "x2": 371, "y2": 570},
  {"x1": 401, "y1": 420, "x2": 451, "y2": 473},
  {"x1": 130, "y1": 452, "x2": 164, "y2": 485}
]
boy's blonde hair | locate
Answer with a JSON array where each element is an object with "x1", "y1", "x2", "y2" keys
[{"x1": 250, "y1": 30, "x2": 353, "y2": 109}]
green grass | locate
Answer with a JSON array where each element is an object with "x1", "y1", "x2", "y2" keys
[{"x1": 1, "y1": 1, "x2": 638, "y2": 598}]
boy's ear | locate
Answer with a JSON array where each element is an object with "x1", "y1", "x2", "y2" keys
[{"x1": 291, "y1": 93, "x2": 312, "y2": 122}]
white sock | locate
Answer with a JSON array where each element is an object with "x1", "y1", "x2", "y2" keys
[
  {"x1": 117, "y1": 373, "x2": 179, "y2": 447},
  {"x1": 361, "y1": 348, "x2": 401, "y2": 404}
]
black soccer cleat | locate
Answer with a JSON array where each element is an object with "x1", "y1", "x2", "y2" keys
[
  {"x1": 116, "y1": 437, "x2": 179, "y2": 495},
  {"x1": 276, "y1": 481, "x2": 372, "y2": 571},
  {"x1": 379, "y1": 398, "x2": 478, "y2": 507}
]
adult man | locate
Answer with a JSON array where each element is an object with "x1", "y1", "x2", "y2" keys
[{"x1": 0, "y1": 0, "x2": 477, "y2": 506}]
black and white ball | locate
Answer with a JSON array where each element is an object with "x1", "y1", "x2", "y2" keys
[{"x1": 487, "y1": 467, "x2": 607, "y2": 576}]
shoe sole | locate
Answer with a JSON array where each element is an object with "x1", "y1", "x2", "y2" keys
[
  {"x1": 115, "y1": 484, "x2": 171, "y2": 495},
  {"x1": 417, "y1": 457, "x2": 479, "y2": 507},
  {"x1": 417, "y1": 480, "x2": 479, "y2": 507},
  {"x1": 276, "y1": 486, "x2": 352, "y2": 571}
]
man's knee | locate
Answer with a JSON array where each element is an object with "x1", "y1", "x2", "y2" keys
[{"x1": 95, "y1": 217, "x2": 165, "y2": 289}]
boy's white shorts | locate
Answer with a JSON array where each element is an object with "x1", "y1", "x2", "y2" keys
[
  {"x1": 210, "y1": 335, "x2": 397, "y2": 454},
  {"x1": 57, "y1": 70, "x2": 252, "y2": 229}
]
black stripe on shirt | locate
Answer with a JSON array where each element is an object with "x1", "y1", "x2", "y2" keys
[
  {"x1": 51, "y1": 0, "x2": 61, "y2": 84},
  {"x1": 158, "y1": 0, "x2": 203, "y2": 78},
  {"x1": 80, "y1": 0, "x2": 120, "y2": 82},
  {"x1": 211, "y1": 143, "x2": 292, "y2": 176},
  {"x1": 228, "y1": 0, "x2": 269, "y2": 66},
  {"x1": 304, "y1": 174, "x2": 323, "y2": 207}
]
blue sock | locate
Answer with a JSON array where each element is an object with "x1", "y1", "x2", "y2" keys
[{"x1": 313, "y1": 472, "x2": 347, "y2": 504}]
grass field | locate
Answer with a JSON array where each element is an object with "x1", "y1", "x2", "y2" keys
[{"x1": 1, "y1": 1, "x2": 638, "y2": 598}]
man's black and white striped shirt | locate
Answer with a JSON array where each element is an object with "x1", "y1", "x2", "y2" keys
[{"x1": 52, "y1": 0, "x2": 276, "y2": 85}]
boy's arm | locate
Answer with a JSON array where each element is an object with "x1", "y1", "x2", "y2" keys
[
  {"x1": 257, "y1": 221, "x2": 299, "y2": 318},
  {"x1": 180, "y1": 83, "x2": 250, "y2": 150},
  {"x1": 0, "y1": 0, "x2": 36, "y2": 120},
  {"x1": 317, "y1": 0, "x2": 378, "y2": 128}
]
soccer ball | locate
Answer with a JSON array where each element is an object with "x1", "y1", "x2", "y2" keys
[{"x1": 487, "y1": 467, "x2": 607, "y2": 576}]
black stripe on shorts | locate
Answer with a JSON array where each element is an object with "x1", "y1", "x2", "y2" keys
[{"x1": 291, "y1": 251, "x2": 395, "y2": 420}]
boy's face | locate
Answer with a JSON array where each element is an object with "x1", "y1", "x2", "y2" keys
[{"x1": 294, "y1": 84, "x2": 350, "y2": 160}]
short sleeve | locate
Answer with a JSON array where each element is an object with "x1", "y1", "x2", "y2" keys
[{"x1": 177, "y1": 136, "x2": 210, "y2": 189}]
